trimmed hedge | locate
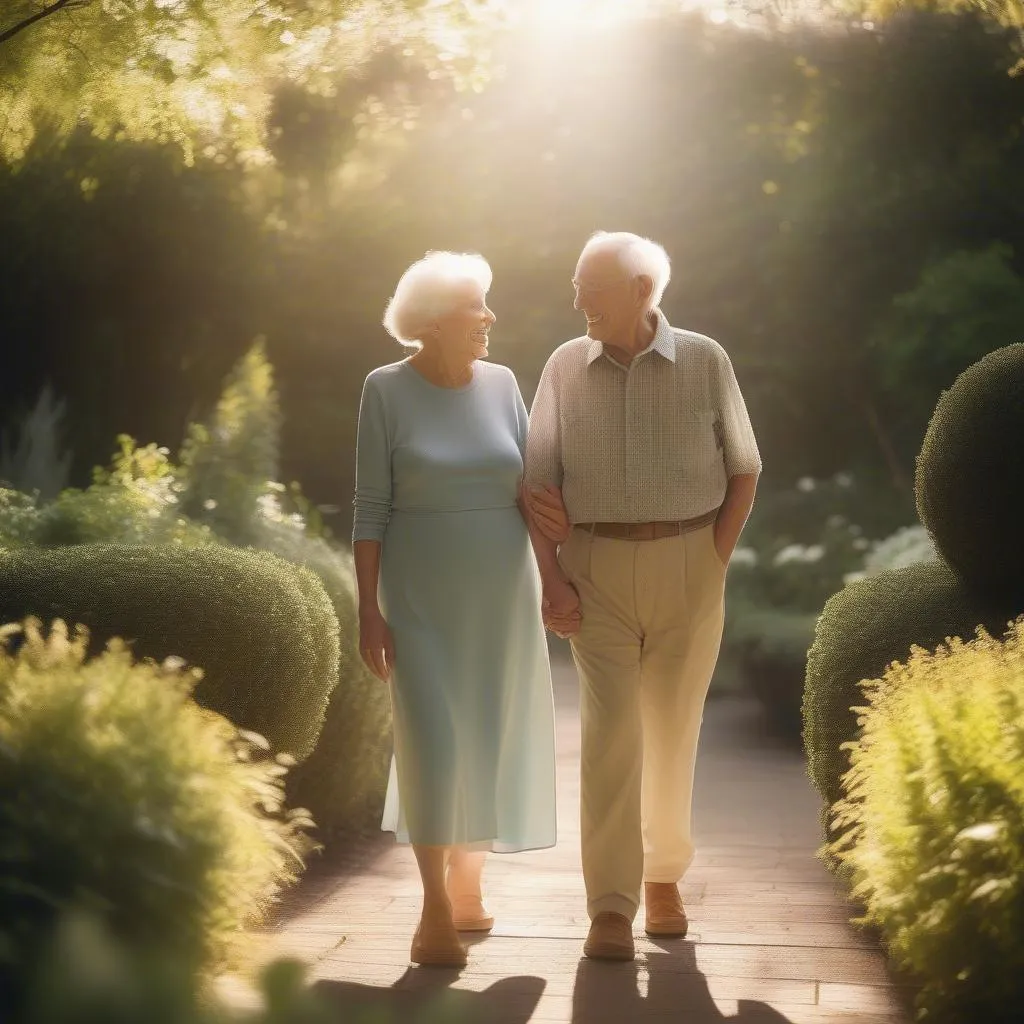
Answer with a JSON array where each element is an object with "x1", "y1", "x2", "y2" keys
[
  {"x1": 0, "y1": 543, "x2": 339, "y2": 760},
  {"x1": 0, "y1": 619, "x2": 313, "y2": 1015},
  {"x1": 830, "y1": 619, "x2": 1024, "y2": 1024},
  {"x1": 803, "y1": 558, "x2": 1014, "y2": 812},
  {"x1": 916, "y1": 342, "x2": 1024, "y2": 605}
]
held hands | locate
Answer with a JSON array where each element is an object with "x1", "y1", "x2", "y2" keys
[
  {"x1": 521, "y1": 482, "x2": 571, "y2": 544},
  {"x1": 542, "y1": 575, "x2": 582, "y2": 639},
  {"x1": 358, "y1": 607, "x2": 396, "y2": 682}
]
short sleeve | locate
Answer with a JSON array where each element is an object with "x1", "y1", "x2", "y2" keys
[
  {"x1": 351, "y1": 374, "x2": 393, "y2": 542},
  {"x1": 713, "y1": 347, "x2": 762, "y2": 478}
]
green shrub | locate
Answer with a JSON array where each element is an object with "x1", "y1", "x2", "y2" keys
[
  {"x1": 0, "y1": 543, "x2": 339, "y2": 760},
  {"x1": 803, "y1": 559, "x2": 1015, "y2": 812},
  {"x1": 31, "y1": 437, "x2": 211, "y2": 548},
  {"x1": 730, "y1": 604, "x2": 818, "y2": 742},
  {"x1": 272, "y1": 530, "x2": 392, "y2": 841},
  {"x1": 0, "y1": 619, "x2": 314, "y2": 1015},
  {"x1": 178, "y1": 342, "x2": 282, "y2": 547},
  {"x1": 0, "y1": 488, "x2": 39, "y2": 549},
  {"x1": 830, "y1": 619, "x2": 1024, "y2": 1024},
  {"x1": 33, "y1": 485, "x2": 211, "y2": 547},
  {"x1": 916, "y1": 342, "x2": 1024, "y2": 604}
]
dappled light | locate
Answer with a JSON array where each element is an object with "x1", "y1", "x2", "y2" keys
[{"x1": 2, "y1": 1, "x2": 1024, "y2": 1021}]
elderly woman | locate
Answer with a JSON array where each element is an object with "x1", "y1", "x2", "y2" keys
[{"x1": 352, "y1": 251, "x2": 564, "y2": 968}]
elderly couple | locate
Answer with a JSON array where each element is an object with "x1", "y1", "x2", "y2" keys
[{"x1": 352, "y1": 231, "x2": 761, "y2": 967}]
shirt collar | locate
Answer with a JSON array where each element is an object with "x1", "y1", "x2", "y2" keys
[{"x1": 586, "y1": 307, "x2": 676, "y2": 366}]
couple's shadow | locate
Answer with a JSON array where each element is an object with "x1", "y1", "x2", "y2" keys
[
  {"x1": 313, "y1": 939, "x2": 794, "y2": 1022},
  {"x1": 572, "y1": 940, "x2": 793, "y2": 1022}
]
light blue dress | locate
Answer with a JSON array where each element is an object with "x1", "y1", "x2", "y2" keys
[{"x1": 352, "y1": 359, "x2": 557, "y2": 852}]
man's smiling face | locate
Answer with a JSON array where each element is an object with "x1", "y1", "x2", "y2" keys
[{"x1": 572, "y1": 247, "x2": 641, "y2": 344}]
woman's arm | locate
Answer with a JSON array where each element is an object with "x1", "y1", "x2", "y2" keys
[
  {"x1": 352, "y1": 375, "x2": 396, "y2": 680},
  {"x1": 353, "y1": 540, "x2": 394, "y2": 681}
]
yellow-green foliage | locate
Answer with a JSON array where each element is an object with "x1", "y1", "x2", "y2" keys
[
  {"x1": 830, "y1": 618, "x2": 1024, "y2": 1024},
  {"x1": 915, "y1": 342, "x2": 1024, "y2": 605},
  {"x1": 0, "y1": 619, "x2": 314, "y2": 1013},
  {"x1": 0, "y1": 543, "x2": 339, "y2": 761},
  {"x1": 25, "y1": 436, "x2": 211, "y2": 548},
  {"x1": 803, "y1": 558, "x2": 1014, "y2": 812}
]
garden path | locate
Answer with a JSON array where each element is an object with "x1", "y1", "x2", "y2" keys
[{"x1": 258, "y1": 654, "x2": 915, "y2": 1024}]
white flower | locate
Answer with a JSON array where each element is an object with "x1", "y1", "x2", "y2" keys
[
  {"x1": 203, "y1": 499, "x2": 217, "y2": 511},
  {"x1": 803, "y1": 544, "x2": 825, "y2": 562},
  {"x1": 730, "y1": 547, "x2": 758, "y2": 568},
  {"x1": 796, "y1": 477, "x2": 816, "y2": 492},
  {"x1": 863, "y1": 524, "x2": 937, "y2": 573},
  {"x1": 773, "y1": 544, "x2": 806, "y2": 566}
]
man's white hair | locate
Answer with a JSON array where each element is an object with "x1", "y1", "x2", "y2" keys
[
  {"x1": 383, "y1": 251, "x2": 492, "y2": 348},
  {"x1": 581, "y1": 231, "x2": 672, "y2": 308}
]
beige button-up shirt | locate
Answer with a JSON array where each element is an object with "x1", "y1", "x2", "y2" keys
[{"x1": 524, "y1": 309, "x2": 762, "y2": 523}]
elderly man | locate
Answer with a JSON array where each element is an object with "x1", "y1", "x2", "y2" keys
[{"x1": 524, "y1": 230, "x2": 761, "y2": 962}]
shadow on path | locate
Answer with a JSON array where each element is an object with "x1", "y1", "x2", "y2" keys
[
  {"x1": 572, "y1": 942, "x2": 794, "y2": 1023},
  {"x1": 314, "y1": 968, "x2": 546, "y2": 1023}
]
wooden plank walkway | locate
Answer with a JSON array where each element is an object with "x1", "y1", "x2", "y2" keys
[{"x1": 256, "y1": 652, "x2": 916, "y2": 1024}]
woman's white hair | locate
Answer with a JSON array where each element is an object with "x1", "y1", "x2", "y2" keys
[
  {"x1": 581, "y1": 231, "x2": 672, "y2": 309},
  {"x1": 382, "y1": 251, "x2": 493, "y2": 348}
]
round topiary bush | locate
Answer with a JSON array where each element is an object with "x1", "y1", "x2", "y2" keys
[
  {"x1": 916, "y1": 342, "x2": 1024, "y2": 604},
  {"x1": 0, "y1": 618, "x2": 314, "y2": 1015},
  {"x1": 0, "y1": 543, "x2": 339, "y2": 760},
  {"x1": 803, "y1": 558, "x2": 1015, "y2": 813}
]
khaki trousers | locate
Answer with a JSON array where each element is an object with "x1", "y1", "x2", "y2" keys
[{"x1": 558, "y1": 523, "x2": 727, "y2": 921}]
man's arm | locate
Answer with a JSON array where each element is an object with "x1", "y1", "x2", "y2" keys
[
  {"x1": 523, "y1": 358, "x2": 581, "y2": 636},
  {"x1": 714, "y1": 472, "x2": 758, "y2": 562},
  {"x1": 711, "y1": 343, "x2": 762, "y2": 561}
]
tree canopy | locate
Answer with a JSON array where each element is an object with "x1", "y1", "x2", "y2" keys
[{"x1": 0, "y1": 0, "x2": 494, "y2": 165}]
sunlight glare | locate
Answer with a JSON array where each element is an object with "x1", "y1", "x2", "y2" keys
[
  {"x1": 518, "y1": 0, "x2": 748, "y2": 34},
  {"x1": 521, "y1": 0, "x2": 651, "y2": 31}
]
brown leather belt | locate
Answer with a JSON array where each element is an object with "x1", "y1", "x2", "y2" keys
[{"x1": 575, "y1": 508, "x2": 719, "y2": 541}]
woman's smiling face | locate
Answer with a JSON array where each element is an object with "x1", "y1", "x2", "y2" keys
[{"x1": 434, "y1": 279, "x2": 496, "y2": 362}]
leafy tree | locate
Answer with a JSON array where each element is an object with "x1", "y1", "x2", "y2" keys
[
  {"x1": 869, "y1": 244, "x2": 1024, "y2": 449},
  {"x1": 0, "y1": 0, "x2": 495, "y2": 166}
]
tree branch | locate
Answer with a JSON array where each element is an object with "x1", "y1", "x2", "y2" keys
[{"x1": 0, "y1": 0, "x2": 91, "y2": 48}]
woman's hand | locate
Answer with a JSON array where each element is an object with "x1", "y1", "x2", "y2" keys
[
  {"x1": 522, "y1": 482, "x2": 571, "y2": 544},
  {"x1": 358, "y1": 607, "x2": 396, "y2": 681}
]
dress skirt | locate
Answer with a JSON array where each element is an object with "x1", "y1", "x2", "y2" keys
[{"x1": 379, "y1": 505, "x2": 557, "y2": 853}]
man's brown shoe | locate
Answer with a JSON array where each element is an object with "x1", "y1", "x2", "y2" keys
[
  {"x1": 583, "y1": 911, "x2": 635, "y2": 961},
  {"x1": 644, "y1": 882, "x2": 688, "y2": 937}
]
